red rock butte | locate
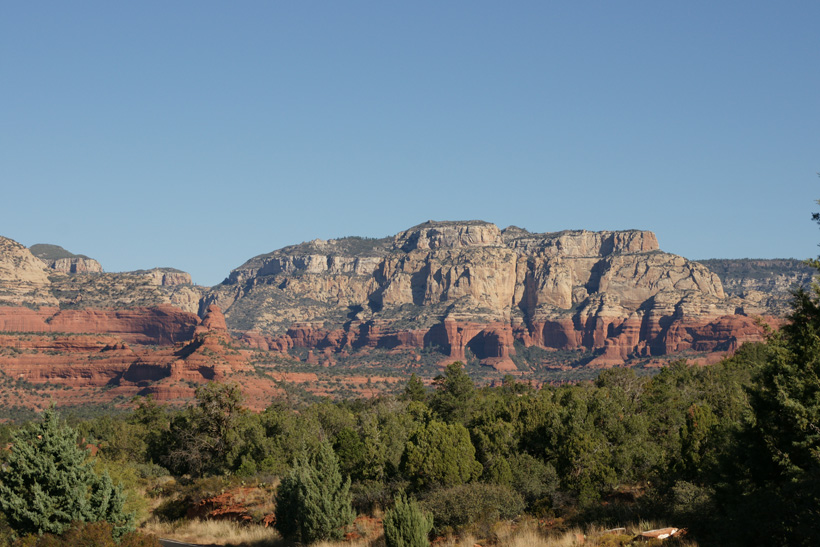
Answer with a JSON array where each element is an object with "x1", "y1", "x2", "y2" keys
[{"x1": 0, "y1": 224, "x2": 806, "y2": 409}]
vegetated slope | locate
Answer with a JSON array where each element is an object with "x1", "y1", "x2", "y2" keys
[
  {"x1": 0, "y1": 237, "x2": 203, "y2": 314},
  {"x1": 29, "y1": 243, "x2": 92, "y2": 260},
  {"x1": 698, "y1": 258, "x2": 814, "y2": 314},
  {"x1": 203, "y1": 221, "x2": 784, "y2": 371},
  {"x1": 29, "y1": 243, "x2": 103, "y2": 274}
]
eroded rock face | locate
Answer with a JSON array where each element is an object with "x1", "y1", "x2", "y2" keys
[
  {"x1": 0, "y1": 304, "x2": 257, "y2": 407},
  {"x1": 0, "y1": 237, "x2": 58, "y2": 307},
  {"x1": 29, "y1": 243, "x2": 104, "y2": 274},
  {"x1": 0, "y1": 225, "x2": 798, "y2": 381},
  {"x1": 0, "y1": 305, "x2": 199, "y2": 345},
  {"x1": 208, "y1": 222, "x2": 777, "y2": 369},
  {"x1": 140, "y1": 268, "x2": 193, "y2": 287},
  {"x1": 0, "y1": 237, "x2": 203, "y2": 314},
  {"x1": 43, "y1": 257, "x2": 104, "y2": 274}
]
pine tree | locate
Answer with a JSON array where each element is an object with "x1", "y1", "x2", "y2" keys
[
  {"x1": 0, "y1": 407, "x2": 134, "y2": 538},
  {"x1": 383, "y1": 492, "x2": 433, "y2": 547},
  {"x1": 274, "y1": 441, "x2": 355, "y2": 543}
]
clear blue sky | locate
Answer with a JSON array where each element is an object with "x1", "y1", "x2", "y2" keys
[{"x1": 2, "y1": 2, "x2": 818, "y2": 286}]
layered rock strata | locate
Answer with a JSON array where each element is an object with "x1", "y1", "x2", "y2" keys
[
  {"x1": 0, "y1": 305, "x2": 256, "y2": 405},
  {"x1": 208, "y1": 221, "x2": 776, "y2": 370}
]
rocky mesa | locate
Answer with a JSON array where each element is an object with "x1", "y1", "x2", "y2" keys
[
  {"x1": 0, "y1": 223, "x2": 810, "y2": 412},
  {"x1": 204, "y1": 221, "x2": 794, "y2": 371}
]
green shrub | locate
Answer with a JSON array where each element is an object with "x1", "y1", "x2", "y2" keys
[
  {"x1": 274, "y1": 441, "x2": 355, "y2": 543},
  {"x1": 383, "y1": 492, "x2": 433, "y2": 547},
  {"x1": 508, "y1": 453, "x2": 559, "y2": 506},
  {"x1": 420, "y1": 483, "x2": 524, "y2": 534},
  {"x1": 351, "y1": 479, "x2": 397, "y2": 514},
  {"x1": 0, "y1": 408, "x2": 134, "y2": 538},
  {"x1": 400, "y1": 420, "x2": 482, "y2": 490}
]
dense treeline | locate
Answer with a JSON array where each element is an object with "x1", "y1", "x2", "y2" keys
[{"x1": 3, "y1": 283, "x2": 820, "y2": 545}]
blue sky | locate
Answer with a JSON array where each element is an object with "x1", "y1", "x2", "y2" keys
[{"x1": 2, "y1": 2, "x2": 818, "y2": 286}]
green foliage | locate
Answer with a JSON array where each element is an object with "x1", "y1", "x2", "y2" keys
[
  {"x1": 274, "y1": 441, "x2": 355, "y2": 543},
  {"x1": 334, "y1": 426, "x2": 366, "y2": 479},
  {"x1": 400, "y1": 420, "x2": 482, "y2": 490},
  {"x1": 751, "y1": 288, "x2": 820, "y2": 479},
  {"x1": 128, "y1": 395, "x2": 169, "y2": 465},
  {"x1": 732, "y1": 287, "x2": 820, "y2": 545},
  {"x1": 402, "y1": 373, "x2": 427, "y2": 402},
  {"x1": 383, "y1": 492, "x2": 433, "y2": 547},
  {"x1": 677, "y1": 403, "x2": 719, "y2": 479},
  {"x1": 0, "y1": 408, "x2": 134, "y2": 538},
  {"x1": 430, "y1": 362, "x2": 475, "y2": 424},
  {"x1": 251, "y1": 401, "x2": 323, "y2": 475},
  {"x1": 508, "y1": 452, "x2": 559, "y2": 506},
  {"x1": 162, "y1": 382, "x2": 246, "y2": 477},
  {"x1": 420, "y1": 483, "x2": 524, "y2": 534}
]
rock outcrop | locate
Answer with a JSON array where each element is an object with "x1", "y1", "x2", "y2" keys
[
  {"x1": 698, "y1": 258, "x2": 814, "y2": 316},
  {"x1": 0, "y1": 304, "x2": 259, "y2": 409},
  {"x1": 0, "y1": 237, "x2": 58, "y2": 307},
  {"x1": 0, "y1": 225, "x2": 807, "y2": 403},
  {"x1": 206, "y1": 221, "x2": 779, "y2": 370},
  {"x1": 136, "y1": 268, "x2": 194, "y2": 287},
  {"x1": 0, "y1": 305, "x2": 199, "y2": 345},
  {"x1": 29, "y1": 243, "x2": 103, "y2": 273},
  {"x1": 0, "y1": 237, "x2": 203, "y2": 314}
]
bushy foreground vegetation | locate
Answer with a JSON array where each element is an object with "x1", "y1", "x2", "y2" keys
[
  {"x1": 3, "y1": 219, "x2": 820, "y2": 545},
  {"x1": 0, "y1": 324, "x2": 817, "y2": 546}
]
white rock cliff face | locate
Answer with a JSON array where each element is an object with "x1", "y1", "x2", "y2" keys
[
  {"x1": 0, "y1": 237, "x2": 202, "y2": 313},
  {"x1": 0, "y1": 237, "x2": 58, "y2": 307},
  {"x1": 42, "y1": 257, "x2": 104, "y2": 274},
  {"x1": 207, "y1": 222, "x2": 732, "y2": 336}
]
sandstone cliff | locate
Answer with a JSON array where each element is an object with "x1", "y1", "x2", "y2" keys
[
  {"x1": 29, "y1": 243, "x2": 104, "y2": 273},
  {"x1": 0, "y1": 305, "x2": 260, "y2": 410},
  {"x1": 0, "y1": 237, "x2": 58, "y2": 307},
  {"x1": 205, "y1": 221, "x2": 772, "y2": 370},
  {"x1": 0, "y1": 237, "x2": 203, "y2": 314}
]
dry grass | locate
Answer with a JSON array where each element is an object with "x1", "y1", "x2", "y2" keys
[
  {"x1": 312, "y1": 540, "x2": 374, "y2": 547},
  {"x1": 138, "y1": 516, "x2": 698, "y2": 547},
  {"x1": 141, "y1": 517, "x2": 281, "y2": 546}
]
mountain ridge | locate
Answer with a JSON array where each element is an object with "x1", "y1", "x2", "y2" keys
[{"x1": 0, "y1": 223, "x2": 812, "y2": 410}]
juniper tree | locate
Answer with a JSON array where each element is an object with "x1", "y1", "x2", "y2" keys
[
  {"x1": 162, "y1": 381, "x2": 246, "y2": 477},
  {"x1": 400, "y1": 419, "x2": 482, "y2": 490},
  {"x1": 274, "y1": 440, "x2": 355, "y2": 543},
  {"x1": 0, "y1": 407, "x2": 133, "y2": 538},
  {"x1": 383, "y1": 492, "x2": 433, "y2": 547}
]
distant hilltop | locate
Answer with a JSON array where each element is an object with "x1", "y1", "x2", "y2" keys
[{"x1": 29, "y1": 243, "x2": 103, "y2": 274}]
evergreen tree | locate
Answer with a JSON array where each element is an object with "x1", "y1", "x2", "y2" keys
[
  {"x1": 402, "y1": 373, "x2": 427, "y2": 402},
  {"x1": 400, "y1": 420, "x2": 482, "y2": 490},
  {"x1": 431, "y1": 362, "x2": 475, "y2": 424},
  {"x1": 274, "y1": 441, "x2": 355, "y2": 543},
  {"x1": 0, "y1": 407, "x2": 133, "y2": 538},
  {"x1": 383, "y1": 492, "x2": 433, "y2": 547},
  {"x1": 740, "y1": 288, "x2": 820, "y2": 544},
  {"x1": 162, "y1": 381, "x2": 246, "y2": 477}
]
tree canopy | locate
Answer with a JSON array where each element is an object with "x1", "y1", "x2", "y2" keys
[{"x1": 0, "y1": 407, "x2": 133, "y2": 538}]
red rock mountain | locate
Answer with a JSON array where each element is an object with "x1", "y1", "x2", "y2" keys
[
  {"x1": 0, "y1": 224, "x2": 805, "y2": 411},
  {"x1": 204, "y1": 221, "x2": 787, "y2": 371}
]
